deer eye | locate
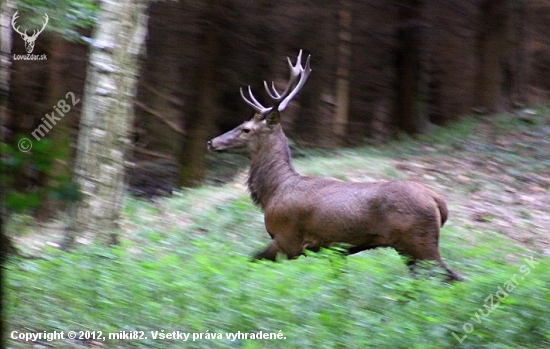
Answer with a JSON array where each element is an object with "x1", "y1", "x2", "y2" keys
[{"x1": 242, "y1": 127, "x2": 251, "y2": 134}]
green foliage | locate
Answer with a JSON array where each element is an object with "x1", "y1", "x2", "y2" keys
[
  {"x1": 16, "y1": 0, "x2": 98, "y2": 41},
  {"x1": 1, "y1": 135, "x2": 78, "y2": 213},
  {"x1": 5, "y1": 109, "x2": 550, "y2": 348},
  {"x1": 5, "y1": 193, "x2": 550, "y2": 348},
  {"x1": 5, "y1": 191, "x2": 41, "y2": 212},
  {"x1": 5, "y1": 244, "x2": 550, "y2": 348}
]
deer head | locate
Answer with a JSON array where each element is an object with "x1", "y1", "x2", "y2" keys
[
  {"x1": 12, "y1": 11, "x2": 49, "y2": 54},
  {"x1": 207, "y1": 50, "x2": 311, "y2": 153}
]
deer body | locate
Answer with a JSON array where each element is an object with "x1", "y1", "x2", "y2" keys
[{"x1": 208, "y1": 51, "x2": 461, "y2": 281}]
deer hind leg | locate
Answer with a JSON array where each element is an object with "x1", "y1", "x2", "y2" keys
[
  {"x1": 440, "y1": 261, "x2": 463, "y2": 282},
  {"x1": 396, "y1": 231, "x2": 462, "y2": 282},
  {"x1": 405, "y1": 259, "x2": 419, "y2": 277},
  {"x1": 273, "y1": 233, "x2": 306, "y2": 260},
  {"x1": 252, "y1": 241, "x2": 279, "y2": 261},
  {"x1": 252, "y1": 231, "x2": 305, "y2": 261},
  {"x1": 401, "y1": 253, "x2": 462, "y2": 282}
]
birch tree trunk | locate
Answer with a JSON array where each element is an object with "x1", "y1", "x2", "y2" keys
[
  {"x1": 0, "y1": 0, "x2": 14, "y2": 143},
  {"x1": 63, "y1": 0, "x2": 148, "y2": 248},
  {"x1": 0, "y1": 0, "x2": 17, "y2": 252},
  {"x1": 0, "y1": 2, "x2": 15, "y2": 345}
]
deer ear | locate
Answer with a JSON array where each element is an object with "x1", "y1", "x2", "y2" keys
[{"x1": 265, "y1": 110, "x2": 280, "y2": 127}]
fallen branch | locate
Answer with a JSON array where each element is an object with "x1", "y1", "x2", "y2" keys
[
  {"x1": 133, "y1": 146, "x2": 176, "y2": 160},
  {"x1": 134, "y1": 100, "x2": 185, "y2": 135}
]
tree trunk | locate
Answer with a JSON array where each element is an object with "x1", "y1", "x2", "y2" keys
[
  {"x1": 0, "y1": 213, "x2": 5, "y2": 349},
  {"x1": 333, "y1": 0, "x2": 352, "y2": 143},
  {"x1": 474, "y1": 0, "x2": 511, "y2": 111},
  {"x1": 0, "y1": 2, "x2": 14, "y2": 345},
  {"x1": 134, "y1": 1, "x2": 186, "y2": 161},
  {"x1": 64, "y1": 0, "x2": 149, "y2": 248},
  {"x1": 395, "y1": 0, "x2": 427, "y2": 134},
  {"x1": 35, "y1": 36, "x2": 73, "y2": 221},
  {"x1": 0, "y1": 0, "x2": 14, "y2": 142},
  {"x1": 178, "y1": 1, "x2": 220, "y2": 188}
]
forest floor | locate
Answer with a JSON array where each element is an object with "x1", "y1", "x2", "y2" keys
[
  {"x1": 5, "y1": 107, "x2": 550, "y2": 349},
  {"x1": 10, "y1": 106, "x2": 550, "y2": 255}
]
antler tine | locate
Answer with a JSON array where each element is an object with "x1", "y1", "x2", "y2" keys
[
  {"x1": 262, "y1": 50, "x2": 304, "y2": 104},
  {"x1": 240, "y1": 87, "x2": 261, "y2": 112},
  {"x1": 40, "y1": 13, "x2": 48, "y2": 31},
  {"x1": 240, "y1": 87, "x2": 272, "y2": 115},
  {"x1": 247, "y1": 86, "x2": 264, "y2": 108},
  {"x1": 32, "y1": 13, "x2": 48, "y2": 37},
  {"x1": 11, "y1": 11, "x2": 24, "y2": 36},
  {"x1": 271, "y1": 81, "x2": 281, "y2": 98},
  {"x1": 278, "y1": 53, "x2": 312, "y2": 111},
  {"x1": 263, "y1": 81, "x2": 281, "y2": 100},
  {"x1": 240, "y1": 50, "x2": 311, "y2": 115}
]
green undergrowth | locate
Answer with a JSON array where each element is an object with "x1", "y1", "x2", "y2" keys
[
  {"x1": 6, "y1": 108, "x2": 550, "y2": 348},
  {"x1": 6, "y1": 231, "x2": 549, "y2": 349}
]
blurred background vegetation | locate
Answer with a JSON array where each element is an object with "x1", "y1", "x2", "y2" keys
[{"x1": 1, "y1": 0, "x2": 549, "y2": 348}]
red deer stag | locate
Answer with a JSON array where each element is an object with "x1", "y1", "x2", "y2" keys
[{"x1": 207, "y1": 51, "x2": 462, "y2": 281}]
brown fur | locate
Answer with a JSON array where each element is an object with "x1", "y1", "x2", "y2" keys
[{"x1": 208, "y1": 121, "x2": 462, "y2": 281}]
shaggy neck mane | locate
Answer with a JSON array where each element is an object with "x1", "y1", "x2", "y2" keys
[{"x1": 247, "y1": 126, "x2": 298, "y2": 208}]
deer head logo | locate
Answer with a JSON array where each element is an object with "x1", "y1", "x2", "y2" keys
[{"x1": 11, "y1": 11, "x2": 49, "y2": 54}]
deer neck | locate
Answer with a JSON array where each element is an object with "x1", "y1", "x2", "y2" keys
[{"x1": 247, "y1": 126, "x2": 298, "y2": 209}]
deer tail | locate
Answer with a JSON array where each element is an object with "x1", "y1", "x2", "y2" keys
[{"x1": 433, "y1": 194, "x2": 448, "y2": 227}]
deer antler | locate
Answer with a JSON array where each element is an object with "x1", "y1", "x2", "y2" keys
[
  {"x1": 265, "y1": 50, "x2": 312, "y2": 111},
  {"x1": 240, "y1": 86, "x2": 273, "y2": 115},
  {"x1": 31, "y1": 13, "x2": 49, "y2": 39},
  {"x1": 11, "y1": 11, "x2": 48, "y2": 39},
  {"x1": 11, "y1": 11, "x2": 26, "y2": 37},
  {"x1": 240, "y1": 50, "x2": 312, "y2": 116}
]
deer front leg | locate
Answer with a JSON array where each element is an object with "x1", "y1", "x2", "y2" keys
[
  {"x1": 274, "y1": 233, "x2": 306, "y2": 260},
  {"x1": 252, "y1": 241, "x2": 279, "y2": 261},
  {"x1": 252, "y1": 233, "x2": 305, "y2": 261}
]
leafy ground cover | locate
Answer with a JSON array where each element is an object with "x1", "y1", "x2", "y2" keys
[{"x1": 5, "y1": 108, "x2": 550, "y2": 348}]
